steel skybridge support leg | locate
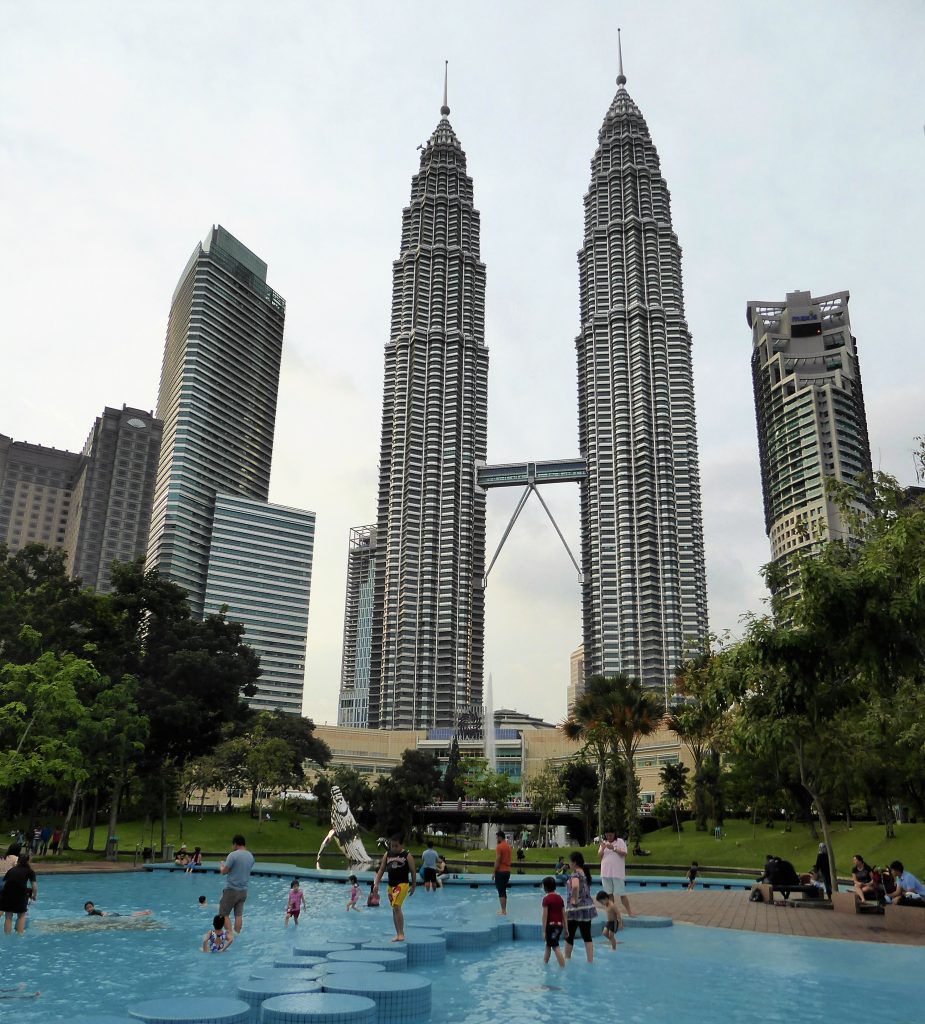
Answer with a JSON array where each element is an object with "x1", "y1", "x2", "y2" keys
[
  {"x1": 531, "y1": 483, "x2": 584, "y2": 583},
  {"x1": 483, "y1": 484, "x2": 531, "y2": 586}
]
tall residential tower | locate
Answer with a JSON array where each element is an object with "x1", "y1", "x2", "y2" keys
[
  {"x1": 576, "y1": 47, "x2": 708, "y2": 700},
  {"x1": 368, "y1": 87, "x2": 489, "y2": 730},
  {"x1": 748, "y1": 289, "x2": 872, "y2": 581},
  {"x1": 146, "y1": 226, "x2": 286, "y2": 616}
]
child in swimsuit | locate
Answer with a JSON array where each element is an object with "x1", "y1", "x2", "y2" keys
[
  {"x1": 202, "y1": 914, "x2": 234, "y2": 953},
  {"x1": 595, "y1": 890, "x2": 620, "y2": 950},
  {"x1": 285, "y1": 879, "x2": 304, "y2": 927},
  {"x1": 346, "y1": 874, "x2": 361, "y2": 911}
]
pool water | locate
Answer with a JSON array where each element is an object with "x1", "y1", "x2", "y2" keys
[{"x1": 3, "y1": 871, "x2": 921, "y2": 1023}]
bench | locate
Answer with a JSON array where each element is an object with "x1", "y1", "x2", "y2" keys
[
  {"x1": 882, "y1": 902, "x2": 925, "y2": 934},
  {"x1": 757, "y1": 883, "x2": 826, "y2": 904},
  {"x1": 832, "y1": 892, "x2": 883, "y2": 916}
]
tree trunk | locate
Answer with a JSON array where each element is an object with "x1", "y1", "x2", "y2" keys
[
  {"x1": 160, "y1": 778, "x2": 168, "y2": 855},
  {"x1": 596, "y1": 753, "x2": 606, "y2": 838},
  {"x1": 624, "y1": 748, "x2": 639, "y2": 845},
  {"x1": 85, "y1": 791, "x2": 99, "y2": 852},
  {"x1": 178, "y1": 792, "x2": 185, "y2": 842},
  {"x1": 61, "y1": 780, "x2": 81, "y2": 851},
  {"x1": 106, "y1": 767, "x2": 123, "y2": 861}
]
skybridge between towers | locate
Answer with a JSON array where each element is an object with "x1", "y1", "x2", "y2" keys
[{"x1": 475, "y1": 458, "x2": 587, "y2": 588}]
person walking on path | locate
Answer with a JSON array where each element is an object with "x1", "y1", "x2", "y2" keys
[
  {"x1": 492, "y1": 831, "x2": 513, "y2": 915},
  {"x1": 541, "y1": 876, "x2": 566, "y2": 967},
  {"x1": 420, "y1": 841, "x2": 440, "y2": 892},
  {"x1": 564, "y1": 851, "x2": 597, "y2": 963},
  {"x1": 598, "y1": 828, "x2": 634, "y2": 923},
  {"x1": 373, "y1": 836, "x2": 416, "y2": 941},
  {"x1": 219, "y1": 834, "x2": 255, "y2": 935},
  {"x1": 1, "y1": 852, "x2": 37, "y2": 935}
]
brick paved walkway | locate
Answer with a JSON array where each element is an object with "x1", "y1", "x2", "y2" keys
[
  {"x1": 627, "y1": 889, "x2": 925, "y2": 946},
  {"x1": 33, "y1": 860, "x2": 140, "y2": 874}
]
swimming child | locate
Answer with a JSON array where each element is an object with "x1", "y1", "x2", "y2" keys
[
  {"x1": 595, "y1": 890, "x2": 620, "y2": 950},
  {"x1": 687, "y1": 861, "x2": 699, "y2": 892},
  {"x1": 346, "y1": 874, "x2": 362, "y2": 912},
  {"x1": 541, "y1": 876, "x2": 566, "y2": 967},
  {"x1": 83, "y1": 902, "x2": 152, "y2": 918},
  {"x1": 198, "y1": 895, "x2": 208, "y2": 908},
  {"x1": 285, "y1": 879, "x2": 305, "y2": 927},
  {"x1": 202, "y1": 913, "x2": 234, "y2": 953},
  {"x1": 366, "y1": 882, "x2": 380, "y2": 908}
]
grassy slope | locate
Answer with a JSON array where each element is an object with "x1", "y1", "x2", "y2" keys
[{"x1": 466, "y1": 818, "x2": 925, "y2": 876}]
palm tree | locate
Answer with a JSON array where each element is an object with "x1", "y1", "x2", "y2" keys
[
  {"x1": 605, "y1": 674, "x2": 664, "y2": 844},
  {"x1": 561, "y1": 683, "x2": 614, "y2": 837}
]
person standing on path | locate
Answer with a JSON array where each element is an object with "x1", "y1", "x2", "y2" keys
[
  {"x1": 374, "y1": 836, "x2": 416, "y2": 941},
  {"x1": 492, "y1": 831, "x2": 513, "y2": 915},
  {"x1": 219, "y1": 834, "x2": 255, "y2": 935},
  {"x1": 563, "y1": 851, "x2": 597, "y2": 963},
  {"x1": 420, "y1": 841, "x2": 440, "y2": 892},
  {"x1": 598, "y1": 828, "x2": 634, "y2": 923}
]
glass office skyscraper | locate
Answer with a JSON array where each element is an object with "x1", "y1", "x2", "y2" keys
[{"x1": 146, "y1": 225, "x2": 286, "y2": 616}]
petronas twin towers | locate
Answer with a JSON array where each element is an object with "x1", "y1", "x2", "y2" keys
[{"x1": 339, "y1": 55, "x2": 707, "y2": 730}]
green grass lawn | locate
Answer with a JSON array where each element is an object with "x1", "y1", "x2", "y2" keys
[{"x1": 464, "y1": 818, "x2": 925, "y2": 877}]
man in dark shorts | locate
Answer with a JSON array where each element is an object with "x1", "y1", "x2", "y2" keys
[
  {"x1": 373, "y1": 835, "x2": 416, "y2": 941},
  {"x1": 492, "y1": 830, "x2": 512, "y2": 915},
  {"x1": 219, "y1": 834, "x2": 255, "y2": 934}
]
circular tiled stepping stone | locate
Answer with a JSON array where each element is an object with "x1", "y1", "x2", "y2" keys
[
  {"x1": 237, "y1": 978, "x2": 321, "y2": 1014},
  {"x1": 261, "y1": 993, "x2": 376, "y2": 1024},
  {"x1": 494, "y1": 920, "x2": 514, "y2": 941},
  {"x1": 74, "y1": 1017, "x2": 135, "y2": 1024},
  {"x1": 129, "y1": 997, "x2": 250, "y2": 1023},
  {"x1": 321, "y1": 972, "x2": 431, "y2": 1021},
  {"x1": 250, "y1": 968, "x2": 326, "y2": 982},
  {"x1": 293, "y1": 941, "x2": 357, "y2": 957},
  {"x1": 326, "y1": 949, "x2": 407, "y2": 972},
  {"x1": 312, "y1": 961, "x2": 386, "y2": 977},
  {"x1": 513, "y1": 922, "x2": 543, "y2": 941},
  {"x1": 444, "y1": 924, "x2": 497, "y2": 949},
  {"x1": 622, "y1": 915, "x2": 672, "y2": 928},
  {"x1": 398, "y1": 932, "x2": 446, "y2": 964},
  {"x1": 275, "y1": 957, "x2": 327, "y2": 969}
]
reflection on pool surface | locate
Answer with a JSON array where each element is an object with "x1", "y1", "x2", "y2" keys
[{"x1": 4, "y1": 871, "x2": 921, "y2": 1024}]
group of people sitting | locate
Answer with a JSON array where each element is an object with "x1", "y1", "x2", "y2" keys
[
  {"x1": 851, "y1": 855, "x2": 925, "y2": 906},
  {"x1": 173, "y1": 845, "x2": 203, "y2": 872}
]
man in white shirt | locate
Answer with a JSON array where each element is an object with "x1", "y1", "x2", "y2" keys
[{"x1": 598, "y1": 828, "x2": 634, "y2": 923}]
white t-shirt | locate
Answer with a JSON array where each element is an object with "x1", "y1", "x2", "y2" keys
[{"x1": 599, "y1": 838, "x2": 627, "y2": 879}]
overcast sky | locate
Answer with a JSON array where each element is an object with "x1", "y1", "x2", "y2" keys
[{"x1": 2, "y1": 2, "x2": 923, "y2": 726}]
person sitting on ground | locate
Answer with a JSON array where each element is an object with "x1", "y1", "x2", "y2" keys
[
  {"x1": 851, "y1": 854, "x2": 875, "y2": 901},
  {"x1": 553, "y1": 855, "x2": 568, "y2": 883},
  {"x1": 83, "y1": 901, "x2": 152, "y2": 918},
  {"x1": 202, "y1": 913, "x2": 234, "y2": 953},
  {"x1": 632, "y1": 841, "x2": 650, "y2": 856},
  {"x1": 889, "y1": 861, "x2": 925, "y2": 906}
]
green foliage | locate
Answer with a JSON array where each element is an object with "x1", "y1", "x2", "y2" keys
[
  {"x1": 559, "y1": 760, "x2": 598, "y2": 843},
  {"x1": 441, "y1": 735, "x2": 464, "y2": 800},
  {"x1": 373, "y1": 750, "x2": 442, "y2": 838}
]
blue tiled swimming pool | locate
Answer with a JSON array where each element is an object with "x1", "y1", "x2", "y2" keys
[{"x1": 3, "y1": 871, "x2": 920, "y2": 1023}]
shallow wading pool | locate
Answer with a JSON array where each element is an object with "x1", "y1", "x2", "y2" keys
[{"x1": 3, "y1": 871, "x2": 920, "y2": 1024}]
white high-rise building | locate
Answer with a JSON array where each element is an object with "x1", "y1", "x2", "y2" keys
[{"x1": 576, "y1": 49, "x2": 708, "y2": 700}]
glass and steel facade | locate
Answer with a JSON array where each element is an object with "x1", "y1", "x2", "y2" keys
[
  {"x1": 368, "y1": 104, "x2": 489, "y2": 730},
  {"x1": 576, "y1": 72, "x2": 708, "y2": 700},
  {"x1": 146, "y1": 225, "x2": 285, "y2": 616},
  {"x1": 203, "y1": 493, "x2": 315, "y2": 714},
  {"x1": 747, "y1": 289, "x2": 872, "y2": 587},
  {"x1": 338, "y1": 525, "x2": 378, "y2": 728}
]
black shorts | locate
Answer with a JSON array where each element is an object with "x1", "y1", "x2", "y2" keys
[
  {"x1": 423, "y1": 868, "x2": 437, "y2": 885},
  {"x1": 566, "y1": 918, "x2": 592, "y2": 944},
  {"x1": 495, "y1": 871, "x2": 511, "y2": 896},
  {"x1": 604, "y1": 920, "x2": 616, "y2": 933},
  {"x1": 545, "y1": 923, "x2": 563, "y2": 948}
]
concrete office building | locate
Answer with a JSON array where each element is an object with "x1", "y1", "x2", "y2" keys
[
  {"x1": 203, "y1": 494, "x2": 315, "y2": 714},
  {"x1": 747, "y1": 289, "x2": 872, "y2": 585},
  {"x1": 368, "y1": 86, "x2": 489, "y2": 730},
  {"x1": 338, "y1": 525, "x2": 378, "y2": 728},
  {"x1": 146, "y1": 225, "x2": 285, "y2": 616},
  {"x1": 0, "y1": 437, "x2": 80, "y2": 553},
  {"x1": 65, "y1": 406, "x2": 163, "y2": 593},
  {"x1": 576, "y1": 47, "x2": 708, "y2": 701}
]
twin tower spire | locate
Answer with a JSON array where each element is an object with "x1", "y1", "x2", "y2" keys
[{"x1": 340, "y1": 37, "x2": 707, "y2": 730}]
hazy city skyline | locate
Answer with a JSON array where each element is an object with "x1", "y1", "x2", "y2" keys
[{"x1": 2, "y1": 3, "x2": 923, "y2": 725}]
